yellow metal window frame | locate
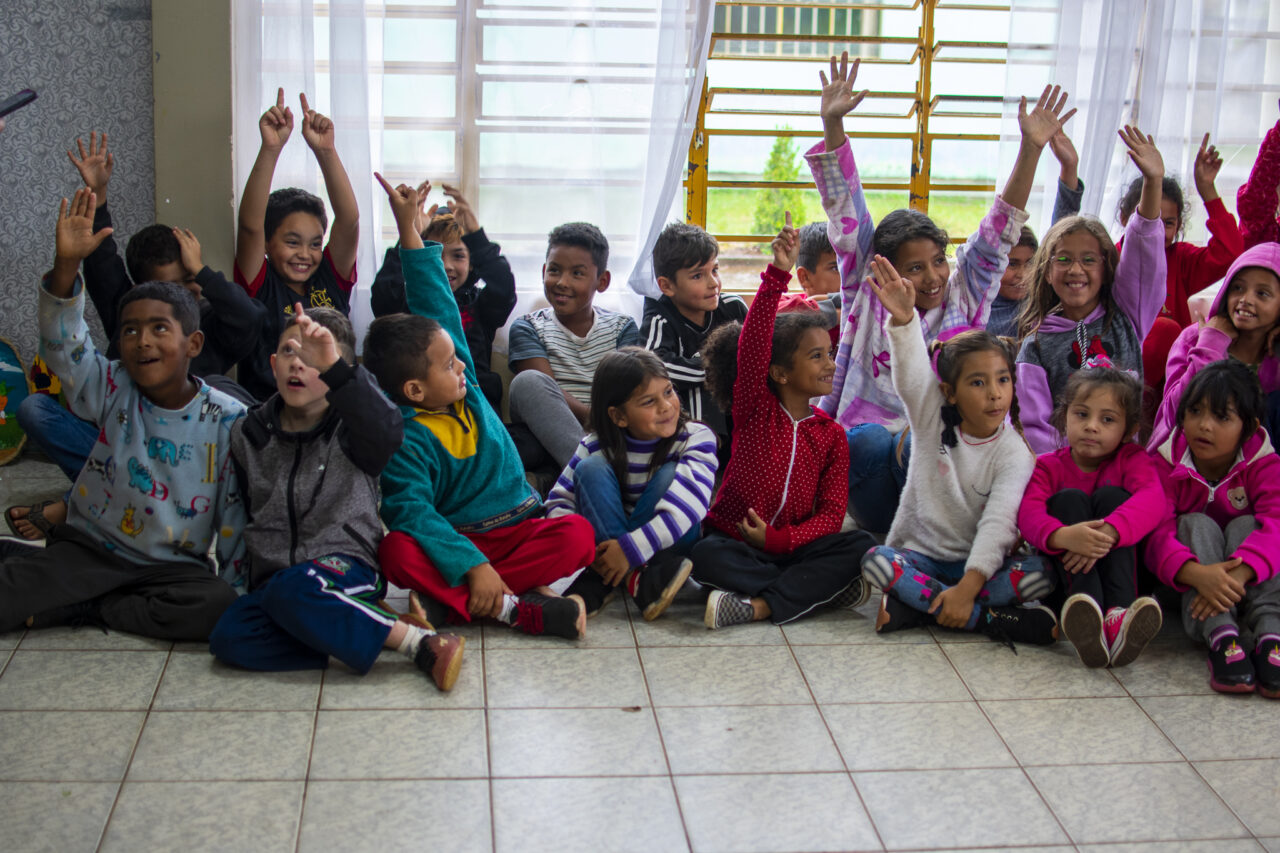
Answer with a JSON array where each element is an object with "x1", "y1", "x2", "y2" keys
[{"x1": 686, "y1": 0, "x2": 1008, "y2": 246}]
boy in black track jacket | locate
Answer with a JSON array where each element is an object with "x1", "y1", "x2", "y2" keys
[{"x1": 208, "y1": 306, "x2": 464, "y2": 691}]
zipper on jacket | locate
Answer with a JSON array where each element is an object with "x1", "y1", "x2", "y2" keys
[
  {"x1": 770, "y1": 413, "x2": 802, "y2": 527},
  {"x1": 286, "y1": 439, "x2": 303, "y2": 566}
]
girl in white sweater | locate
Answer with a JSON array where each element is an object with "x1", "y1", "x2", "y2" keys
[{"x1": 858, "y1": 255, "x2": 1059, "y2": 647}]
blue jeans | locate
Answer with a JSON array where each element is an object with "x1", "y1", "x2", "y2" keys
[
  {"x1": 862, "y1": 545, "x2": 1053, "y2": 630},
  {"x1": 572, "y1": 455, "x2": 698, "y2": 554},
  {"x1": 16, "y1": 394, "x2": 98, "y2": 483},
  {"x1": 846, "y1": 424, "x2": 911, "y2": 534}
]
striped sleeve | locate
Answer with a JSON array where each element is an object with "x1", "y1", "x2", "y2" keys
[
  {"x1": 618, "y1": 422, "x2": 720, "y2": 566},
  {"x1": 544, "y1": 435, "x2": 597, "y2": 518},
  {"x1": 642, "y1": 312, "x2": 706, "y2": 385}
]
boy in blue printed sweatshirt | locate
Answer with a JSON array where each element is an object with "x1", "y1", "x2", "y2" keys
[
  {"x1": 0, "y1": 190, "x2": 246, "y2": 640},
  {"x1": 367, "y1": 174, "x2": 595, "y2": 640},
  {"x1": 208, "y1": 306, "x2": 463, "y2": 690}
]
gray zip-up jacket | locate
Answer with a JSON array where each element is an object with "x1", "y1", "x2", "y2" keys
[{"x1": 230, "y1": 359, "x2": 403, "y2": 590}]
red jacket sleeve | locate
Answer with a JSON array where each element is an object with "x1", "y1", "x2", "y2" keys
[
  {"x1": 761, "y1": 422, "x2": 850, "y2": 554},
  {"x1": 733, "y1": 264, "x2": 791, "y2": 421},
  {"x1": 1171, "y1": 198, "x2": 1242, "y2": 301}
]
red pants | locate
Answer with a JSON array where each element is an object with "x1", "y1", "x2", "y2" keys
[{"x1": 378, "y1": 515, "x2": 595, "y2": 623}]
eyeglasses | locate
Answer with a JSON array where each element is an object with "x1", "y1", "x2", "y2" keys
[{"x1": 1051, "y1": 254, "x2": 1101, "y2": 270}]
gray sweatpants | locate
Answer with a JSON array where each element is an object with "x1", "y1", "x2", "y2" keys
[
  {"x1": 1177, "y1": 513, "x2": 1280, "y2": 645},
  {"x1": 507, "y1": 370, "x2": 586, "y2": 469}
]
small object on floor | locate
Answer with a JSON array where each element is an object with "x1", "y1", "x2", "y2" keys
[
  {"x1": 628, "y1": 552, "x2": 693, "y2": 621},
  {"x1": 831, "y1": 576, "x2": 871, "y2": 611},
  {"x1": 513, "y1": 592, "x2": 587, "y2": 640},
  {"x1": 704, "y1": 589, "x2": 754, "y2": 630},
  {"x1": 1060, "y1": 593, "x2": 1108, "y2": 668},
  {"x1": 5, "y1": 499, "x2": 58, "y2": 541},
  {"x1": 1253, "y1": 639, "x2": 1280, "y2": 699},
  {"x1": 875, "y1": 592, "x2": 930, "y2": 633},
  {"x1": 414, "y1": 632, "x2": 465, "y2": 692},
  {"x1": 1107, "y1": 596, "x2": 1162, "y2": 668},
  {"x1": 1207, "y1": 635, "x2": 1256, "y2": 694},
  {"x1": 977, "y1": 604, "x2": 1059, "y2": 652}
]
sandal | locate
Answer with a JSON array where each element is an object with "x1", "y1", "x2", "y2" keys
[{"x1": 5, "y1": 500, "x2": 59, "y2": 541}]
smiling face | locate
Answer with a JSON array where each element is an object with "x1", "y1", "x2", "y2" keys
[
  {"x1": 659, "y1": 255, "x2": 722, "y2": 325},
  {"x1": 266, "y1": 211, "x2": 326, "y2": 289},
  {"x1": 942, "y1": 348, "x2": 1012, "y2": 440},
  {"x1": 892, "y1": 237, "x2": 951, "y2": 313},
  {"x1": 270, "y1": 327, "x2": 329, "y2": 415},
  {"x1": 1048, "y1": 230, "x2": 1106, "y2": 321},
  {"x1": 1065, "y1": 386, "x2": 1132, "y2": 472},
  {"x1": 439, "y1": 238, "x2": 472, "y2": 292},
  {"x1": 771, "y1": 326, "x2": 836, "y2": 400},
  {"x1": 609, "y1": 374, "x2": 681, "y2": 441},
  {"x1": 999, "y1": 245, "x2": 1035, "y2": 302},
  {"x1": 118, "y1": 298, "x2": 203, "y2": 402},
  {"x1": 1159, "y1": 197, "x2": 1181, "y2": 248},
  {"x1": 1224, "y1": 267, "x2": 1280, "y2": 336},
  {"x1": 543, "y1": 244, "x2": 608, "y2": 327}
]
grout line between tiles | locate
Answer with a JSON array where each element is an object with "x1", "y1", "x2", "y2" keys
[
  {"x1": 481, "y1": 617, "x2": 497, "y2": 853},
  {"x1": 294, "y1": 667, "x2": 325, "y2": 853},
  {"x1": 94, "y1": 642, "x2": 174, "y2": 853}
]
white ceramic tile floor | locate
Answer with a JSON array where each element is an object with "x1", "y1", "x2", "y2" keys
[{"x1": 1, "y1": 457, "x2": 1278, "y2": 852}]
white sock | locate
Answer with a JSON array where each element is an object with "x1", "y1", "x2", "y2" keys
[
  {"x1": 499, "y1": 594, "x2": 520, "y2": 624},
  {"x1": 396, "y1": 625, "x2": 432, "y2": 659}
]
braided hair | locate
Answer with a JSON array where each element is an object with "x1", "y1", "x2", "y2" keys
[{"x1": 931, "y1": 330, "x2": 1028, "y2": 452}]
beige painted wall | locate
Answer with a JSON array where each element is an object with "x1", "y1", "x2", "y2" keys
[{"x1": 152, "y1": 0, "x2": 235, "y2": 274}]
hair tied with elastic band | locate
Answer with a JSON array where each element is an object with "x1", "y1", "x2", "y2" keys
[{"x1": 940, "y1": 403, "x2": 962, "y2": 449}]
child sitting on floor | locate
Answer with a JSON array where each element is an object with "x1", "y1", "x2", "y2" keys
[
  {"x1": 860, "y1": 254, "x2": 1058, "y2": 648},
  {"x1": 0, "y1": 190, "x2": 246, "y2": 641},
  {"x1": 507, "y1": 223, "x2": 640, "y2": 475},
  {"x1": 549, "y1": 347, "x2": 718, "y2": 620},
  {"x1": 208, "y1": 307, "x2": 464, "y2": 691},
  {"x1": 367, "y1": 174, "x2": 596, "y2": 641},
  {"x1": 1017, "y1": 367, "x2": 1165, "y2": 667},
  {"x1": 234, "y1": 89, "x2": 361, "y2": 400},
  {"x1": 1146, "y1": 361, "x2": 1280, "y2": 697},
  {"x1": 692, "y1": 214, "x2": 875, "y2": 630}
]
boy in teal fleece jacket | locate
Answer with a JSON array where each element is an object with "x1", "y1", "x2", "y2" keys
[{"x1": 368, "y1": 174, "x2": 594, "y2": 640}]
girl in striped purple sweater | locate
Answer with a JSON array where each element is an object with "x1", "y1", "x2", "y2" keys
[{"x1": 548, "y1": 347, "x2": 719, "y2": 620}]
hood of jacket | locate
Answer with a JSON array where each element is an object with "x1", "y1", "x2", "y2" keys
[
  {"x1": 1154, "y1": 420, "x2": 1275, "y2": 487},
  {"x1": 1207, "y1": 241, "x2": 1280, "y2": 317}
]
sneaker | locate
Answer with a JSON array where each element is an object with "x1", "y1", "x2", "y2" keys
[
  {"x1": 1206, "y1": 636, "x2": 1256, "y2": 694},
  {"x1": 512, "y1": 593, "x2": 587, "y2": 640},
  {"x1": 977, "y1": 604, "x2": 1059, "y2": 652},
  {"x1": 565, "y1": 570, "x2": 618, "y2": 618},
  {"x1": 413, "y1": 632, "x2": 465, "y2": 692},
  {"x1": 875, "y1": 593, "x2": 930, "y2": 634},
  {"x1": 704, "y1": 589, "x2": 755, "y2": 630},
  {"x1": 1253, "y1": 640, "x2": 1280, "y2": 700},
  {"x1": 405, "y1": 590, "x2": 446, "y2": 631},
  {"x1": 1060, "y1": 594, "x2": 1108, "y2": 668},
  {"x1": 830, "y1": 576, "x2": 872, "y2": 611},
  {"x1": 628, "y1": 552, "x2": 694, "y2": 622},
  {"x1": 1108, "y1": 597, "x2": 1162, "y2": 668}
]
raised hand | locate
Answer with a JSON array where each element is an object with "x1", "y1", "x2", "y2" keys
[
  {"x1": 411, "y1": 179, "x2": 434, "y2": 235},
  {"x1": 771, "y1": 210, "x2": 799, "y2": 272},
  {"x1": 259, "y1": 87, "x2": 294, "y2": 151},
  {"x1": 299, "y1": 92, "x2": 335, "y2": 153},
  {"x1": 866, "y1": 253, "x2": 915, "y2": 326},
  {"x1": 819, "y1": 51, "x2": 868, "y2": 125},
  {"x1": 1118, "y1": 125, "x2": 1164, "y2": 181},
  {"x1": 67, "y1": 131, "x2": 114, "y2": 206},
  {"x1": 55, "y1": 188, "x2": 113, "y2": 263},
  {"x1": 290, "y1": 300, "x2": 341, "y2": 371},
  {"x1": 1193, "y1": 132, "x2": 1224, "y2": 202},
  {"x1": 442, "y1": 183, "x2": 480, "y2": 234},
  {"x1": 172, "y1": 228, "x2": 204, "y2": 276},
  {"x1": 376, "y1": 172, "x2": 426, "y2": 250},
  {"x1": 1018, "y1": 85, "x2": 1076, "y2": 151},
  {"x1": 1048, "y1": 129, "x2": 1079, "y2": 189}
]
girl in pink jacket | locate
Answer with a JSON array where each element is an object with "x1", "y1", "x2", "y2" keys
[
  {"x1": 1146, "y1": 361, "x2": 1280, "y2": 697},
  {"x1": 1017, "y1": 367, "x2": 1165, "y2": 668},
  {"x1": 1147, "y1": 243, "x2": 1280, "y2": 451}
]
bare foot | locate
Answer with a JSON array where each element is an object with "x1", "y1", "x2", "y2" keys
[{"x1": 6, "y1": 499, "x2": 66, "y2": 540}]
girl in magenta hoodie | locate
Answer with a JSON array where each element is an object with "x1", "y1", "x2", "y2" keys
[
  {"x1": 1146, "y1": 361, "x2": 1280, "y2": 697},
  {"x1": 1018, "y1": 367, "x2": 1165, "y2": 668},
  {"x1": 1147, "y1": 242, "x2": 1280, "y2": 451}
]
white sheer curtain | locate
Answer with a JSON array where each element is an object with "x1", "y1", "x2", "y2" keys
[
  {"x1": 1000, "y1": 0, "x2": 1280, "y2": 243},
  {"x1": 232, "y1": 0, "x2": 714, "y2": 344}
]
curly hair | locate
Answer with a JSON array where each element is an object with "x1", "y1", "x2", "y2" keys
[
  {"x1": 125, "y1": 225, "x2": 183, "y2": 284},
  {"x1": 1117, "y1": 175, "x2": 1186, "y2": 236},
  {"x1": 548, "y1": 221, "x2": 609, "y2": 273},
  {"x1": 700, "y1": 312, "x2": 831, "y2": 412}
]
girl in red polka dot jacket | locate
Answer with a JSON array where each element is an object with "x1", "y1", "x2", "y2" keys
[{"x1": 692, "y1": 213, "x2": 877, "y2": 630}]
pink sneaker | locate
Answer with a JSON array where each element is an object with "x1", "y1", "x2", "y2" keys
[
  {"x1": 1103, "y1": 607, "x2": 1125, "y2": 649},
  {"x1": 1108, "y1": 597, "x2": 1163, "y2": 668}
]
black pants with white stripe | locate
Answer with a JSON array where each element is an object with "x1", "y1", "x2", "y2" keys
[{"x1": 691, "y1": 529, "x2": 875, "y2": 624}]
